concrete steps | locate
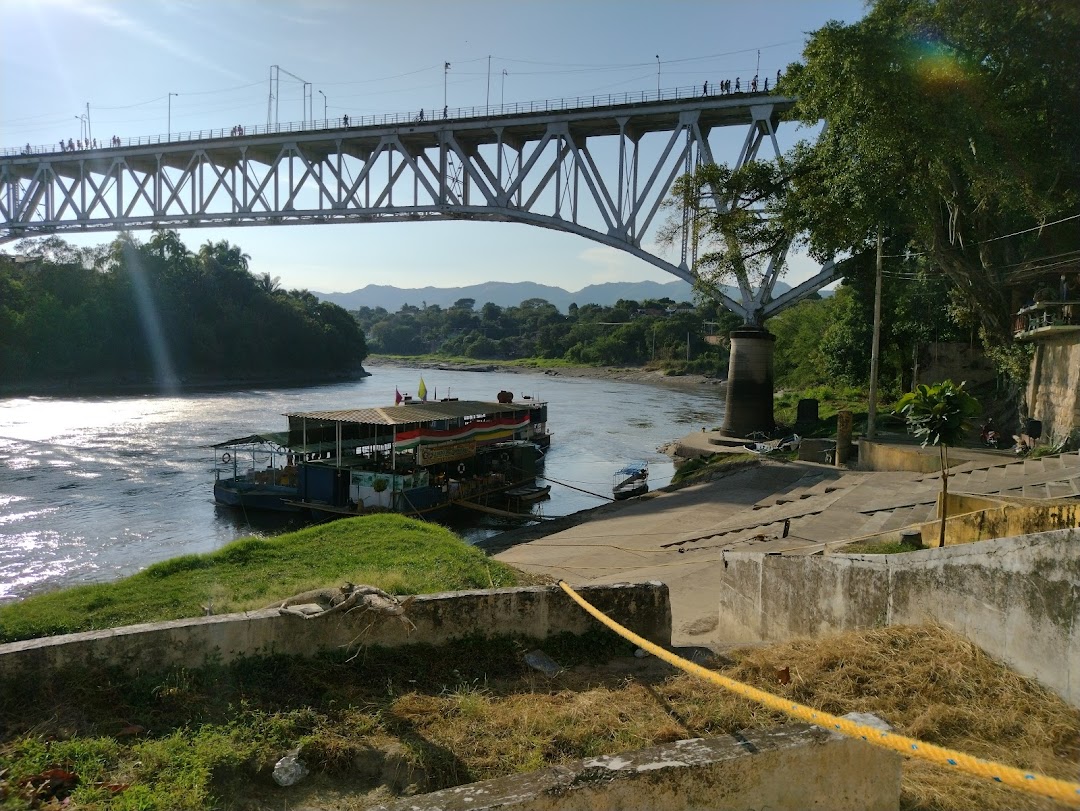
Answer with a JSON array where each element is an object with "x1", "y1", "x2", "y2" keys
[{"x1": 664, "y1": 451, "x2": 1080, "y2": 553}]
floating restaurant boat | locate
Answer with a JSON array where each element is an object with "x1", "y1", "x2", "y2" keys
[
  {"x1": 213, "y1": 397, "x2": 549, "y2": 520},
  {"x1": 612, "y1": 461, "x2": 649, "y2": 500}
]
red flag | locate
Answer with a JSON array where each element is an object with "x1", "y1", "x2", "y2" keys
[{"x1": 395, "y1": 387, "x2": 402, "y2": 405}]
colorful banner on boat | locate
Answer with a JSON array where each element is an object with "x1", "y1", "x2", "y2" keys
[
  {"x1": 417, "y1": 440, "x2": 476, "y2": 466},
  {"x1": 393, "y1": 413, "x2": 529, "y2": 452}
]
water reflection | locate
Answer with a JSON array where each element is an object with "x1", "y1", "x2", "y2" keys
[{"x1": 0, "y1": 367, "x2": 724, "y2": 601}]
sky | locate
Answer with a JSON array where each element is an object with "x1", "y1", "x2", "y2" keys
[{"x1": 0, "y1": 0, "x2": 868, "y2": 295}]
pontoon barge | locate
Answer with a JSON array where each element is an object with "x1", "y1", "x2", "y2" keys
[{"x1": 214, "y1": 398, "x2": 548, "y2": 520}]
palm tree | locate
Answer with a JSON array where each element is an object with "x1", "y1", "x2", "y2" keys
[
  {"x1": 256, "y1": 272, "x2": 281, "y2": 294},
  {"x1": 894, "y1": 380, "x2": 980, "y2": 548}
]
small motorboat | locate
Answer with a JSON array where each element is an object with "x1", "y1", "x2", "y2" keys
[
  {"x1": 613, "y1": 461, "x2": 649, "y2": 500},
  {"x1": 505, "y1": 484, "x2": 552, "y2": 510}
]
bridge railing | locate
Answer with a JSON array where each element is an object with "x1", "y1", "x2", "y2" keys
[{"x1": 3, "y1": 80, "x2": 786, "y2": 158}]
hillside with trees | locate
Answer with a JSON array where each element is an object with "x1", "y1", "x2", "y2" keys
[
  {"x1": 0, "y1": 231, "x2": 367, "y2": 394},
  {"x1": 353, "y1": 296, "x2": 742, "y2": 373}
]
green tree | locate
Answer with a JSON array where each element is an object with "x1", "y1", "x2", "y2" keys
[
  {"x1": 894, "y1": 380, "x2": 980, "y2": 547},
  {"x1": 782, "y1": 0, "x2": 1080, "y2": 345}
]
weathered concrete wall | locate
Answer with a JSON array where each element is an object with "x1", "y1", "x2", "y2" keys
[
  {"x1": 1026, "y1": 336, "x2": 1080, "y2": 438},
  {"x1": 845, "y1": 494, "x2": 1080, "y2": 548},
  {"x1": 0, "y1": 582, "x2": 670, "y2": 682},
  {"x1": 857, "y1": 440, "x2": 1000, "y2": 473},
  {"x1": 716, "y1": 530, "x2": 1080, "y2": 705},
  {"x1": 372, "y1": 722, "x2": 900, "y2": 811}
]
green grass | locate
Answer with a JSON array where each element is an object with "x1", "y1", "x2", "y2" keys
[
  {"x1": 0, "y1": 515, "x2": 529, "y2": 643},
  {"x1": 671, "y1": 453, "x2": 759, "y2": 485},
  {"x1": 773, "y1": 384, "x2": 907, "y2": 438}
]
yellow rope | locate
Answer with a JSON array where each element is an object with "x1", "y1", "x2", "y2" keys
[{"x1": 558, "y1": 580, "x2": 1080, "y2": 807}]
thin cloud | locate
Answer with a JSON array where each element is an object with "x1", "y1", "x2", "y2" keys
[
  {"x1": 578, "y1": 245, "x2": 668, "y2": 285},
  {"x1": 44, "y1": 0, "x2": 249, "y2": 83}
]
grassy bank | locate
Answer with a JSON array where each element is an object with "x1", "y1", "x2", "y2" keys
[
  {"x1": 1, "y1": 625, "x2": 1076, "y2": 810},
  {"x1": 0, "y1": 515, "x2": 530, "y2": 643}
]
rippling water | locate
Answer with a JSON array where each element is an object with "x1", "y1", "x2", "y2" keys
[{"x1": 0, "y1": 366, "x2": 725, "y2": 602}]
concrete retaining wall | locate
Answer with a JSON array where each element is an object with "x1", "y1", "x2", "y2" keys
[
  {"x1": 716, "y1": 530, "x2": 1080, "y2": 705},
  {"x1": 839, "y1": 494, "x2": 1080, "y2": 549},
  {"x1": 372, "y1": 722, "x2": 900, "y2": 811},
  {"x1": 857, "y1": 440, "x2": 1001, "y2": 473},
  {"x1": 0, "y1": 582, "x2": 671, "y2": 682},
  {"x1": 1027, "y1": 336, "x2": 1080, "y2": 438}
]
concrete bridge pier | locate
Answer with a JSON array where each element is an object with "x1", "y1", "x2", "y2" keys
[{"x1": 722, "y1": 327, "x2": 775, "y2": 437}]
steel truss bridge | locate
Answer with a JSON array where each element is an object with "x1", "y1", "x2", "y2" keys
[{"x1": 0, "y1": 90, "x2": 836, "y2": 322}]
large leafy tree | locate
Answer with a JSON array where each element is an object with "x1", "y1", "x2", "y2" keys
[
  {"x1": 668, "y1": 0, "x2": 1079, "y2": 347},
  {"x1": 782, "y1": 0, "x2": 1080, "y2": 343}
]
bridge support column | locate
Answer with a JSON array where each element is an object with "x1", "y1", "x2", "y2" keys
[{"x1": 721, "y1": 327, "x2": 775, "y2": 437}]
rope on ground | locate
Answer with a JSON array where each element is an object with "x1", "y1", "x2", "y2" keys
[{"x1": 557, "y1": 580, "x2": 1080, "y2": 807}]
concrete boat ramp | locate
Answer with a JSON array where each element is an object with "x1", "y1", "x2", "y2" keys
[{"x1": 492, "y1": 444, "x2": 1080, "y2": 648}]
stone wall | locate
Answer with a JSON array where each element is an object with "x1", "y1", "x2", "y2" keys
[
  {"x1": 919, "y1": 341, "x2": 997, "y2": 389},
  {"x1": 1027, "y1": 335, "x2": 1080, "y2": 438},
  {"x1": 715, "y1": 530, "x2": 1080, "y2": 706},
  {"x1": 0, "y1": 582, "x2": 671, "y2": 682}
]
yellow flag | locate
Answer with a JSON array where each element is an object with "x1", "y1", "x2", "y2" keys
[{"x1": 418, "y1": 377, "x2": 428, "y2": 402}]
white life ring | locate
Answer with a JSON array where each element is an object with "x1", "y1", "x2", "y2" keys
[
  {"x1": 457, "y1": 462, "x2": 466, "y2": 475},
  {"x1": 500, "y1": 452, "x2": 509, "y2": 462},
  {"x1": 221, "y1": 452, "x2": 231, "y2": 463}
]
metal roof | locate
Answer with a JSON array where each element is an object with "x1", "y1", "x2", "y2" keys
[
  {"x1": 213, "y1": 432, "x2": 292, "y2": 448},
  {"x1": 284, "y1": 399, "x2": 537, "y2": 427}
]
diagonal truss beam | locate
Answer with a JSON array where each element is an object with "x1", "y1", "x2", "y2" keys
[{"x1": 0, "y1": 96, "x2": 830, "y2": 321}]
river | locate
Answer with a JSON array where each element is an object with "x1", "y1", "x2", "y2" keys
[{"x1": 0, "y1": 365, "x2": 725, "y2": 603}]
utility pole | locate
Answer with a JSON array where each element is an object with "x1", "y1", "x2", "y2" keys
[
  {"x1": 655, "y1": 55, "x2": 660, "y2": 96},
  {"x1": 486, "y1": 56, "x2": 491, "y2": 115},
  {"x1": 501, "y1": 69, "x2": 508, "y2": 108},
  {"x1": 867, "y1": 225, "x2": 884, "y2": 439},
  {"x1": 319, "y1": 89, "x2": 327, "y2": 122},
  {"x1": 444, "y1": 62, "x2": 450, "y2": 116},
  {"x1": 85, "y1": 102, "x2": 92, "y2": 142},
  {"x1": 168, "y1": 92, "x2": 178, "y2": 140}
]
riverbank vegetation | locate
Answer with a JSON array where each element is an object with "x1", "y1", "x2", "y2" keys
[
  {"x1": 1, "y1": 624, "x2": 1075, "y2": 810},
  {"x1": 0, "y1": 231, "x2": 367, "y2": 394},
  {"x1": 352, "y1": 295, "x2": 740, "y2": 375},
  {"x1": 0, "y1": 515, "x2": 527, "y2": 643}
]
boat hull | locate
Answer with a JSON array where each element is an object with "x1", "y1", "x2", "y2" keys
[
  {"x1": 214, "y1": 480, "x2": 302, "y2": 512},
  {"x1": 612, "y1": 482, "x2": 649, "y2": 500}
]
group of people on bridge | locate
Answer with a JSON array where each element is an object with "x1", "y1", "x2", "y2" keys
[
  {"x1": 49, "y1": 135, "x2": 122, "y2": 153},
  {"x1": 703, "y1": 69, "x2": 782, "y2": 97}
]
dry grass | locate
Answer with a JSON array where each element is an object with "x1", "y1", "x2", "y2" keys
[
  {"x1": 2, "y1": 625, "x2": 1077, "y2": 810},
  {"x1": 373, "y1": 625, "x2": 1080, "y2": 811}
]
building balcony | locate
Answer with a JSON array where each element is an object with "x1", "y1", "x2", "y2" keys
[{"x1": 1013, "y1": 300, "x2": 1080, "y2": 341}]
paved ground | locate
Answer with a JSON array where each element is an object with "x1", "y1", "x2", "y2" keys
[{"x1": 493, "y1": 443, "x2": 1080, "y2": 648}]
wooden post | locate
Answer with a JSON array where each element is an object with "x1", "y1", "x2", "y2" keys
[{"x1": 836, "y1": 410, "x2": 853, "y2": 466}]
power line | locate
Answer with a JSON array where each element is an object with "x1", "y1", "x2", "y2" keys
[
  {"x1": 881, "y1": 213, "x2": 1080, "y2": 258},
  {"x1": 980, "y1": 213, "x2": 1080, "y2": 243}
]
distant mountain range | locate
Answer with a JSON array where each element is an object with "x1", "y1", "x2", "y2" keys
[{"x1": 315, "y1": 279, "x2": 796, "y2": 313}]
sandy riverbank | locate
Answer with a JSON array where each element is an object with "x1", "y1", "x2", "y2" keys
[{"x1": 364, "y1": 356, "x2": 726, "y2": 393}]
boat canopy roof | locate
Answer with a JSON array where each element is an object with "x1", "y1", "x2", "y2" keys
[
  {"x1": 284, "y1": 399, "x2": 536, "y2": 427},
  {"x1": 213, "y1": 431, "x2": 292, "y2": 449},
  {"x1": 615, "y1": 461, "x2": 649, "y2": 476}
]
